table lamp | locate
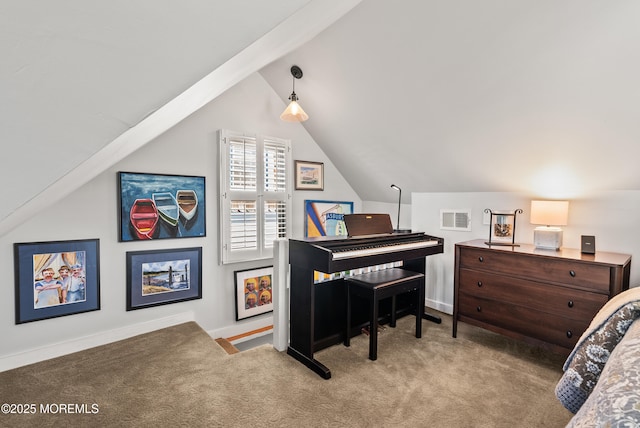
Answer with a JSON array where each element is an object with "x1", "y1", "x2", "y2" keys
[{"x1": 530, "y1": 200, "x2": 569, "y2": 250}]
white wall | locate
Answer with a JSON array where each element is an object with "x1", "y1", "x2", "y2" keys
[
  {"x1": 412, "y1": 191, "x2": 640, "y2": 314},
  {"x1": 0, "y1": 73, "x2": 360, "y2": 371}
]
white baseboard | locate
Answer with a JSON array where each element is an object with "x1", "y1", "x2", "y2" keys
[
  {"x1": 0, "y1": 312, "x2": 195, "y2": 373},
  {"x1": 426, "y1": 298, "x2": 453, "y2": 315}
]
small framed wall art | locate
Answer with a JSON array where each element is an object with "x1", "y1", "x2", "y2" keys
[
  {"x1": 234, "y1": 266, "x2": 273, "y2": 321},
  {"x1": 14, "y1": 238, "x2": 101, "y2": 324},
  {"x1": 294, "y1": 160, "x2": 324, "y2": 190},
  {"x1": 126, "y1": 247, "x2": 202, "y2": 311}
]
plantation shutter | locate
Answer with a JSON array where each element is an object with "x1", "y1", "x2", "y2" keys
[
  {"x1": 220, "y1": 130, "x2": 291, "y2": 264},
  {"x1": 263, "y1": 139, "x2": 288, "y2": 249}
]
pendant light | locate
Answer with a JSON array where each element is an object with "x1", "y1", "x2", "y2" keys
[{"x1": 280, "y1": 65, "x2": 309, "y2": 122}]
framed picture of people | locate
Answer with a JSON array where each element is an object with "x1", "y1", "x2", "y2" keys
[
  {"x1": 14, "y1": 239, "x2": 101, "y2": 324},
  {"x1": 234, "y1": 266, "x2": 273, "y2": 321}
]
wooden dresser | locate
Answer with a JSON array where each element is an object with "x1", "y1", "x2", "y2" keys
[{"x1": 453, "y1": 239, "x2": 631, "y2": 354}]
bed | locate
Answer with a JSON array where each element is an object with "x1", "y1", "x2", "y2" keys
[{"x1": 555, "y1": 287, "x2": 640, "y2": 427}]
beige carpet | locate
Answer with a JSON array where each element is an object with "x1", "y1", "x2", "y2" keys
[{"x1": 0, "y1": 313, "x2": 573, "y2": 427}]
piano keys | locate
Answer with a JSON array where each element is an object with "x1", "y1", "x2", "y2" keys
[
  {"x1": 331, "y1": 236, "x2": 439, "y2": 260},
  {"x1": 287, "y1": 231, "x2": 444, "y2": 379}
]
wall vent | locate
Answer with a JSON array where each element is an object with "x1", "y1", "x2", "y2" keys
[{"x1": 440, "y1": 209, "x2": 471, "y2": 231}]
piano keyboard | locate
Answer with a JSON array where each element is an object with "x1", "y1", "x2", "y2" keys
[{"x1": 332, "y1": 239, "x2": 440, "y2": 260}]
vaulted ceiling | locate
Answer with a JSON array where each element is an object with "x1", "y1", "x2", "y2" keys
[
  {"x1": 3, "y1": 0, "x2": 640, "y2": 232},
  {"x1": 261, "y1": 0, "x2": 640, "y2": 203}
]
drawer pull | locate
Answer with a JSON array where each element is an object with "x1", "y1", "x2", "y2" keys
[
  {"x1": 476, "y1": 306, "x2": 482, "y2": 312},
  {"x1": 566, "y1": 331, "x2": 573, "y2": 338},
  {"x1": 478, "y1": 256, "x2": 484, "y2": 262},
  {"x1": 569, "y1": 270, "x2": 576, "y2": 277},
  {"x1": 567, "y1": 300, "x2": 574, "y2": 308},
  {"x1": 477, "y1": 281, "x2": 483, "y2": 287}
]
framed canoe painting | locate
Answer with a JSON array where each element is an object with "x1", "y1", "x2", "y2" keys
[{"x1": 118, "y1": 172, "x2": 206, "y2": 241}]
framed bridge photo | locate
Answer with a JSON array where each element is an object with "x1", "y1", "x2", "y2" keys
[
  {"x1": 126, "y1": 247, "x2": 202, "y2": 311},
  {"x1": 14, "y1": 238, "x2": 101, "y2": 324}
]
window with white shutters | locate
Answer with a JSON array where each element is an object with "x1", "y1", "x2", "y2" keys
[{"x1": 219, "y1": 130, "x2": 291, "y2": 264}]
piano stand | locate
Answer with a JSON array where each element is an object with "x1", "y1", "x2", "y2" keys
[
  {"x1": 423, "y1": 312, "x2": 442, "y2": 324},
  {"x1": 286, "y1": 347, "x2": 332, "y2": 379},
  {"x1": 344, "y1": 268, "x2": 425, "y2": 361}
]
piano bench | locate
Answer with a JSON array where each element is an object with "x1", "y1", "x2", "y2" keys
[{"x1": 343, "y1": 268, "x2": 425, "y2": 361}]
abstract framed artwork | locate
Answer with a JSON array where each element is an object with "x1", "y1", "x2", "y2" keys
[
  {"x1": 14, "y1": 238, "x2": 100, "y2": 324},
  {"x1": 294, "y1": 160, "x2": 324, "y2": 190},
  {"x1": 126, "y1": 247, "x2": 202, "y2": 311},
  {"x1": 234, "y1": 266, "x2": 273, "y2": 321},
  {"x1": 118, "y1": 171, "x2": 206, "y2": 242},
  {"x1": 304, "y1": 200, "x2": 354, "y2": 237}
]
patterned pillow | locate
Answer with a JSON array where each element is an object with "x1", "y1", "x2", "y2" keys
[
  {"x1": 566, "y1": 319, "x2": 640, "y2": 427},
  {"x1": 556, "y1": 300, "x2": 640, "y2": 413}
]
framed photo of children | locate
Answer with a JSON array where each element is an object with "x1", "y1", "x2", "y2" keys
[
  {"x1": 14, "y1": 239, "x2": 101, "y2": 324},
  {"x1": 126, "y1": 247, "x2": 202, "y2": 311},
  {"x1": 234, "y1": 266, "x2": 273, "y2": 321}
]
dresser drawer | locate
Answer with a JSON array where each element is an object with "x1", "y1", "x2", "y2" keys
[
  {"x1": 458, "y1": 248, "x2": 611, "y2": 292},
  {"x1": 458, "y1": 268, "x2": 608, "y2": 321},
  {"x1": 458, "y1": 296, "x2": 586, "y2": 349}
]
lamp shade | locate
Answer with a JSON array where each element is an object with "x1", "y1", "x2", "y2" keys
[
  {"x1": 280, "y1": 99, "x2": 309, "y2": 122},
  {"x1": 530, "y1": 200, "x2": 569, "y2": 226}
]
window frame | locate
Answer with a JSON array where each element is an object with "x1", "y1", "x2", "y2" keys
[{"x1": 219, "y1": 130, "x2": 291, "y2": 264}]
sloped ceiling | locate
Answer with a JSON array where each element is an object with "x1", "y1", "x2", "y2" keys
[
  {"x1": 261, "y1": 0, "x2": 640, "y2": 203},
  {"x1": 3, "y1": 0, "x2": 640, "y2": 228},
  {"x1": 0, "y1": 0, "x2": 314, "y2": 221}
]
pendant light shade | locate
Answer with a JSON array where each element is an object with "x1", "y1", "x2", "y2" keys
[{"x1": 280, "y1": 65, "x2": 309, "y2": 122}]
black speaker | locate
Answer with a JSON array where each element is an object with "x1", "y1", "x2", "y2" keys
[{"x1": 581, "y1": 235, "x2": 596, "y2": 254}]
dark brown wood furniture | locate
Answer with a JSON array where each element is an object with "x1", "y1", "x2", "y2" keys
[
  {"x1": 344, "y1": 268, "x2": 425, "y2": 360},
  {"x1": 453, "y1": 239, "x2": 631, "y2": 354}
]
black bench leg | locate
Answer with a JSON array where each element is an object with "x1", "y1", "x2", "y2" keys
[
  {"x1": 390, "y1": 295, "x2": 397, "y2": 328},
  {"x1": 344, "y1": 287, "x2": 351, "y2": 347},
  {"x1": 416, "y1": 285, "x2": 424, "y2": 338},
  {"x1": 369, "y1": 296, "x2": 378, "y2": 361}
]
